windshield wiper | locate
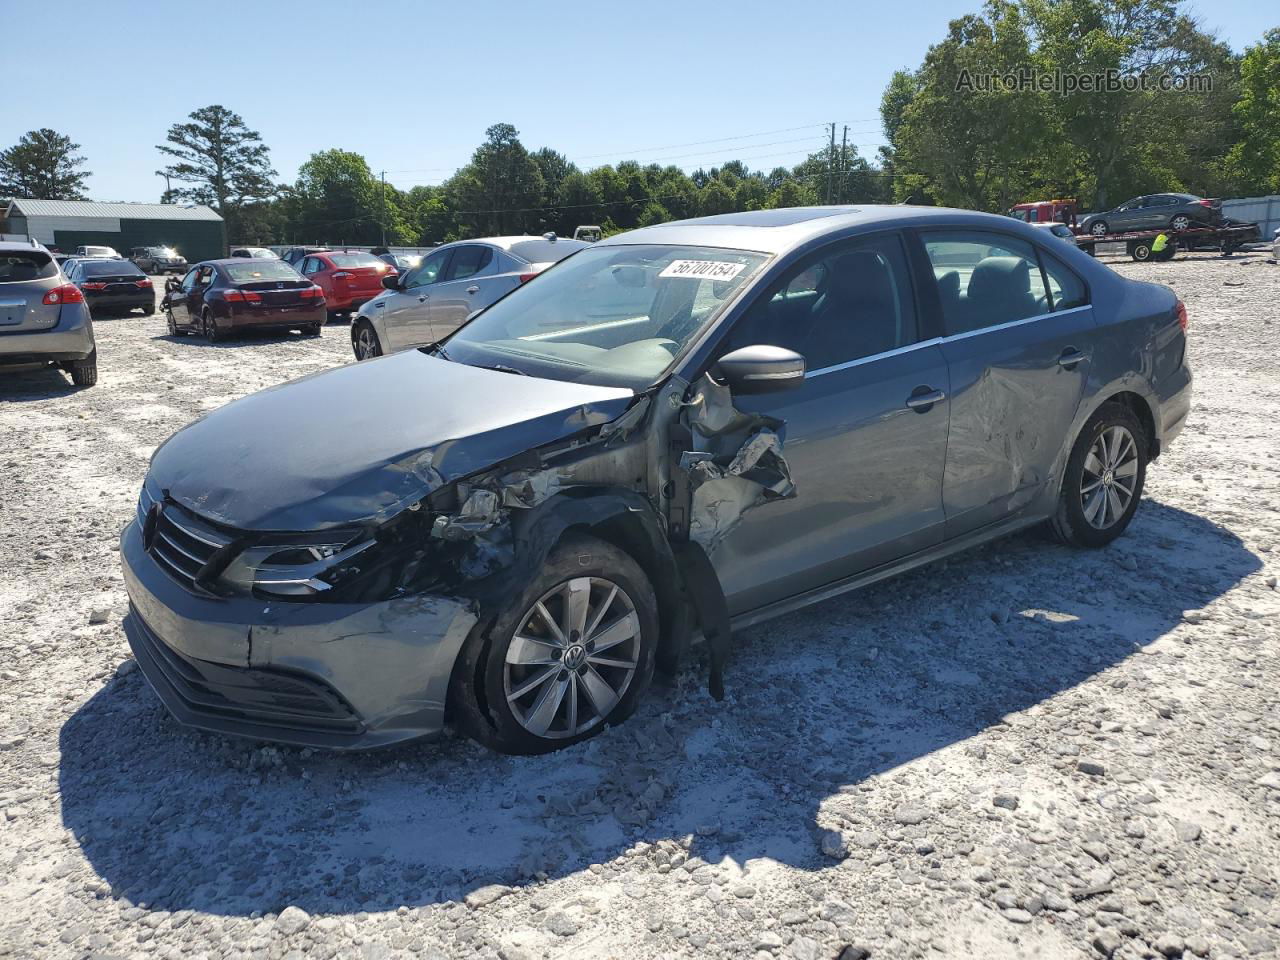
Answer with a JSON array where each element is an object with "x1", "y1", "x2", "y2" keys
[{"x1": 474, "y1": 363, "x2": 528, "y2": 376}]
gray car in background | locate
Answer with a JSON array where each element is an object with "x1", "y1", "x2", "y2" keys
[
  {"x1": 121, "y1": 206, "x2": 1191, "y2": 754},
  {"x1": 1079, "y1": 193, "x2": 1223, "y2": 237},
  {"x1": 0, "y1": 241, "x2": 98, "y2": 386},
  {"x1": 350, "y1": 234, "x2": 587, "y2": 360}
]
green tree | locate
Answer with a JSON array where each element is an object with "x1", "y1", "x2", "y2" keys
[
  {"x1": 288, "y1": 149, "x2": 412, "y2": 245},
  {"x1": 446, "y1": 123, "x2": 546, "y2": 236},
  {"x1": 156, "y1": 105, "x2": 277, "y2": 240},
  {"x1": 1221, "y1": 28, "x2": 1280, "y2": 194},
  {"x1": 0, "y1": 129, "x2": 90, "y2": 200},
  {"x1": 890, "y1": 3, "x2": 1045, "y2": 211}
]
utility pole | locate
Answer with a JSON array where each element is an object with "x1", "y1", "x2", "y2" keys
[
  {"x1": 380, "y1": 170, "x2": 387, "y2": 247},
  {"x1": 825, "y1": 123, "x2": 836, "y2": 205},
  {"x1": 839, "y1": 125, "x2": 848, "y2": 205}
]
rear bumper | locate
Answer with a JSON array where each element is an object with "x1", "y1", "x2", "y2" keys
[
  {"x1": 227, "y1": 303, "x2": 326, "y2": 329},
  {"x1": 0, "y1": 301, "x2": 95, "y2": 364},
  {"x1": 119, "y1": 518, "x2": 478, "y2": 750},
  {"x1": 328, "y1": 294, "x2": 374, "y2": 311},
  {"x1": 1158, "y1": 363, "x2": 1192, "y2": 453},
  {"x1": 87, "y1": 293, "x2": 153, "y2": 312}
]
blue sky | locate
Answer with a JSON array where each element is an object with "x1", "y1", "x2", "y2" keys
[{"x1": 6, "y1": 0, "x2": 1273, "y2": 202}]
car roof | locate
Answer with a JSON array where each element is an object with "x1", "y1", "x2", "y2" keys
[
  {"x1": 0, "y1": 240, "x2": 50, "y2": 254},
  {"x1": 595, "y1": 205, "x2": 1053, "y2": 255},
  {"x1": 198, "y1": 257, "x2": 288, "y2": 267}
]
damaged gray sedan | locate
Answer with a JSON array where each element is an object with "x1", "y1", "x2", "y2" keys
[{"x1": 121, "y1": 206, "x2": 1191, "y2": 753}]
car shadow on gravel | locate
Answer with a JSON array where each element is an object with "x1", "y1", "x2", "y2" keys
[
  {"x1": 58, "y1": 499, "x2": 1259, "y2": 917},
  {"x1": 155, "y1": 331, "x2": 327, "y2": 349},
  {"x1": 0, "y1": 366, "x2": 82, "y2": 398}
]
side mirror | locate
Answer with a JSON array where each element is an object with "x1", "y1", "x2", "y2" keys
[
  {"x1": 714, "y1": 345, "x2": 806, "y2": 395},
  {"x1": 381, "y1": 274, "x2": 400, "y2": 291},
  {"x1": 165, "y1": 278, "x2": 180, "y2": 293}
]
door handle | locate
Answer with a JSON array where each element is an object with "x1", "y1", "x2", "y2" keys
[
  {"x1": 466, "y1": 285, "x2": 480, "y2": 294},
  {"x1": 905, "y1": 388, "x2": 946, "y2": 410},
  {"x1": 1058, "y1": 348, "x2": 1087, "y2": 368},
  {"x1": 417, "y1": 294, "x2": 429, "y2": 302}
]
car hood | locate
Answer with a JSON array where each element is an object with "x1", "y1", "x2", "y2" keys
[{"x1": 148, "y1": 350, "x2": 635, "y2": 531}]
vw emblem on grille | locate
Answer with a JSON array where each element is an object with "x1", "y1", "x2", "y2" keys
[
  {"x1": 276, "y1": 282, "x2": 284, "y2": 289},
  {"x1": 142, "y1": 502, "x2": 164, "y2": 551}
]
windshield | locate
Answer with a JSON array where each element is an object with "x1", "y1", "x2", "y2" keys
[
  {"x1": 148, "y1": 247, "x2": 177, "y2": 256},
  {"x1": 441, "y1": 243, "x2": 769, "y2": 389},
  {"x1": 224, "y1": 261, "x2": 300, "y2": 282}
]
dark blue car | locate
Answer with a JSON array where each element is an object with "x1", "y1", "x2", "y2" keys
[{"x1": 120, "y1": 205, "x2": 1191, "y2": 754}]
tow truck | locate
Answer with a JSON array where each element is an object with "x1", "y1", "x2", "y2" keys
[{"x1": 1073, "y1": 221, "x2": 1262, "y2": 261}]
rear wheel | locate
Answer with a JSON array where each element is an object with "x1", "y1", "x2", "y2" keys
[
  {"x1": 303, "y1": 322, "x2": 322, "y2": 337},
  {"x1": 1130, "y1": 240, "x2": 1152, "y2": 261},
  {"x1": 451, "y1": 535, "x2": 658, "y2": 754},
  {"x1": 1170, "y1": 214, "x2": 1191, "y2": 231},
  {"x1": 66, "y1": 350, "x2": 98, "y2": 388},
  {"x1": 1049, "y1": 402, "x2": 1147, "y2": 548},
  {"x1": 352, "y1": 319, "x2": 382, "y2": 360}
]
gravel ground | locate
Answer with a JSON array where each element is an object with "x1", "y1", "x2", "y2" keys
[{"x1": 1, "y1": 251, "x2": 1278, "y2": 960}]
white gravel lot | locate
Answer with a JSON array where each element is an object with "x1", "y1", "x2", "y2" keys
[{"x1": 1, "y1": 251, "x2": 1278, "y2": 960}]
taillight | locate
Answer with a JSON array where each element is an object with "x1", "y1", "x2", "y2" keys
[
  {"x1": 224, "y1": 289, "x2": 263, "y2": 303},
  {"x1": 1196, "y1": 199, "x2": 1213, "y2": 207},
  {"x1": 81, "y1": 282, "x2": 107, "y2": 291},
  {"x1": 518, "y1": 272, "x2": 538, "y2": 284},
  {"x1": 299, "y1": 286, "x2": 324, "y2": 300},
  {"x1": 1175, "y1": 299, "x2": 1188, "y2": 331},
  {"x1": 42, "y1": 283, "x2": 85, "y2": 305},
  {"x1": 135, "y1": 278, "x2": 152, "y2": 288}
]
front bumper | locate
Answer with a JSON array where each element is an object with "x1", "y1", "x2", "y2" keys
[{"x1": 120, "y1": 518, "x2": 478, "y2": 749}]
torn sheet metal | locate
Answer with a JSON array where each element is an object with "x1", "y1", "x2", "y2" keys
[{"x1": 680, "y1": 374, "x2": 796, "y2": 551}]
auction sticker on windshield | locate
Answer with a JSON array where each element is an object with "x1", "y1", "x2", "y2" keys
[{"x1": 658, "y1": 259, "x2": 747, "y2": 281}]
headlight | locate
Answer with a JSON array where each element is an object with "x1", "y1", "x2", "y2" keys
[{"x1": 220, "y1": 536, "x2": 375, "y2": 598}]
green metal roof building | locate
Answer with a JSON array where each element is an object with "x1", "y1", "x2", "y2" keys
[{"x1": 2, "y1": 199, "x2": 225, "y2": 262}]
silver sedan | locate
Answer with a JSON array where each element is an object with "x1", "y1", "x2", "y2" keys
[{"x1": 350, "y1": 235, "x2": 587, "y2": 360}]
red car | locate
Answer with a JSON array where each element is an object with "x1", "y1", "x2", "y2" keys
[{"x1": 296, "y1": 251, "x2": 393, "y2": 318}]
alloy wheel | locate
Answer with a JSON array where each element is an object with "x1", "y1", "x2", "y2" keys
[
  {"x1": 1171, "y1": 215, "x2": 1190, "y2": 231},
  {"x1": 1080, "y1": 425, "x2": 1139, "y2": 529},
  {"x1": 355, "y1": 326, "x2": 379, "y2": 360},
  {"x1": 503, "y1": 576, "x2": 641, "y2": 739}
]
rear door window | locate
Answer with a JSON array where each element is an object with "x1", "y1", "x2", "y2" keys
[
  {"x1": 443, "y1": 245, "x2": 493, "y2": 282},
  {"x1": 921, "y1": 232, "x2": 1050, "y2": 335},
  {"x1": 0, "y1": 252, "x2": 57, "y2": 282},
  {"x1": 1040, "y1": 253, "x2": 1088, "y2": 310}
]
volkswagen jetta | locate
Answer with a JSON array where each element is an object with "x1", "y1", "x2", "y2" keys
[{"x1": 121, "y1": 206, "x2": 1191, "y2": 753}]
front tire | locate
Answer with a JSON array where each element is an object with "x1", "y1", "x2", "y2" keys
[
  {"x1": 352, "y1": 319, "x2": 382, "y2": 360},
  {"x1": 1049, "y1": 402, "x2": 1147, "y2": 548},
  {"x1": 452, "y1": 535, "x2": 658, "y2": 754},
  {"x1": 1090, "y1": 220, "x2": 1109, "y2": 237}
]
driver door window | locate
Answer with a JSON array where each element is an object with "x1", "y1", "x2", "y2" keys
[
  {"x1": 404, "y1": 250, "x2": 448, "y2": 289},
  {"x1": 728, "y1": 233, "x2": 917, "y2": 371}
]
